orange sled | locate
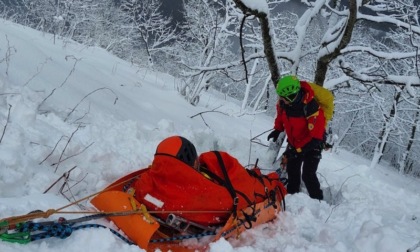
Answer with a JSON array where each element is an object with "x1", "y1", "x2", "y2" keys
[
  {"x1": 91, "y1": 190, "x2": 159, "y2": 249},
  {"x1": 91, "y1": 171, "x2": 284, "y2": 252}
]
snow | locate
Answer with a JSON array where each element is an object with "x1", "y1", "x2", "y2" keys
[
  {"x1": 241, "y1": 0, "x2": 269, "y2": 13},
  {"x1": 0, "y1": 19, "x2": 419, "y2": 252}
]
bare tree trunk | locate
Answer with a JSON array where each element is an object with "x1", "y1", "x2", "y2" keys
[
  {"x1": 241, "y1": 58, "x2": 259, "y2": 112},
  {"x1": 401, "y1": 98, "x2": 420, "y2": 173},
  {"x1": 231, "y1": 0, "x2": 280, "y2": 87},
  {"x1": 314, "y1": 0, "x2": 357, "y2": 86},
  {"x1": 259, "y1": 14, "x2": 280, "y2": 86},
  {"x1": 336, "y1": 110, "x2": 359, "y2": 148},
  {"x1": 370, "y1": 90, "x2": 400, "y2": 168}
]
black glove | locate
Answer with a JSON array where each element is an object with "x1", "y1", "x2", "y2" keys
[
  {"x1": 324, "y1": 142, "x2": 333, "y2": 150},
  {"x1": 282, "y1": 145, "x2": 299, "y2": 160},
  {"x1": 267, "y1": 130, "x2": 281, "y2": 142},
  {"x1": 301, "y1": 138, "x2": 323, "y2": 154}
]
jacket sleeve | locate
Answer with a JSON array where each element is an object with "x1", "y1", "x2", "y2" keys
[
  {"x1": 273, "y1": 100, "x2": 285, "y2": 132},
  {"x1": 305, "y1": 99, "x2": 326, "y2": 140}
]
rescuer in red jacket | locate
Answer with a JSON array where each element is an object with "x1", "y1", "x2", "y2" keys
[{"x1": 267, "y1": 75, "x2": 325, "y2": 200}]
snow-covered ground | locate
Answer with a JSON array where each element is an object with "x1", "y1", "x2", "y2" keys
[{"x1": 0, "y1": 19, "x2": 419, "y2": 252}]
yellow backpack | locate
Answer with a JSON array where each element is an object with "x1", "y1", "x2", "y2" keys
[{"x1": 308, "y1": 83, "x2": 334, "y2": 123}]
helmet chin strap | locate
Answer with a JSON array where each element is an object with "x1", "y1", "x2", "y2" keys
[{"x1": 292, "y1": 90, "x2": 303, "y2": 103}]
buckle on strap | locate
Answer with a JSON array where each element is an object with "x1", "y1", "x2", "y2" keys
[{"x1": 233, "y1": 197, "x2": 239, "y2": 206}]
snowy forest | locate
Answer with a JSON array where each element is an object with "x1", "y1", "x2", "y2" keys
[{"x1": 1, "y1": 0, "x2": 419, "y2": 176}]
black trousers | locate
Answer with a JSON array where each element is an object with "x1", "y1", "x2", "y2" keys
[{"x1": 286, "y1": 149, "x2": 323, "y2": 200}]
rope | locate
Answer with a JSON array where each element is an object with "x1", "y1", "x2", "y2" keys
[
  {"x1": 14, "y1": 220, "x2": 218, "y2": 245},
  {"x1": 0, "y1": 174, "x2": 142, "y2": 228},
  {"x1": 19, "y1": 222, "x2": 73, "y2": 240},
  {"x1": 0, "y1": 172, "x2": 233, "y2": 230},
  {"x1": 0, "y1": 162, "x2": 288, "y2": 248},
  {"x1": 17, "y1": 222, "x2": 134, "y2": 245},
  {"x1": 56, "y1": 210, "x2": 231, "y2": 215},
  {"x1": 1, "y1": 197, "x2": 282, "y2": 246}
]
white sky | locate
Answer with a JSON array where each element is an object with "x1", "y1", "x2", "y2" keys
[{"x1": 0, "y1": 19, "x2": 419, "y2": 252}]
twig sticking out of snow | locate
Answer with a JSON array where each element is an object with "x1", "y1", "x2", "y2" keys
[
  {"x1": 407, "y1": 240, "x2": 420, "y2": 252},
  {"x1": 0, "y1": 104, "x2": 11, "y2": 144}
]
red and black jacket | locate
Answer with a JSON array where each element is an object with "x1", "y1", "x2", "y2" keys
[{"x1": 273, "y1": 81, "x2": 326, "y2": 151}]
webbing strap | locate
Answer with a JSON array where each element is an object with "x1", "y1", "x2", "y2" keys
[
  {"x1": 246, "y1": 169, "x2": 271, "y2": 200},
  {"x1": 212, "y1": 151, "x2": 239, "y2": 217},
  {"x1": 240, "y1": 205, "x2": 257, "y2": 229},
  {"x1": 199, "y1": 167, "x2": 226, "y2": 185},
  {"x1": 235, "y1": 190, "x2": 254, "y2": 206}
]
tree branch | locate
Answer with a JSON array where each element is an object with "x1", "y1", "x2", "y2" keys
[
  {"x1": 231, "y1": 0, "x2": 280, "y2": 86},
  {"x1": 240, "y1": 14, "x2": 250, "y2": 83},
  {"x1": 190, "y1": 105, "x2": 229, "y2": 128},
  {"x1": 0, "y1": 104, "x2": 12, "y2": 144},
  {"x1": 44, "y1": 166, "x2": 77, "y2": 194},
  {"x1": 64, "y1": 87, "x2": 118, "y2": 122},
  {"x1": 54, "y1": 125, "x2": 82, "y2": 172}
]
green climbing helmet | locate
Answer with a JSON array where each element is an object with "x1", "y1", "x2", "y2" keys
[{"x1": 276, "y1": 75, "x2": 301, "y2": 98}]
